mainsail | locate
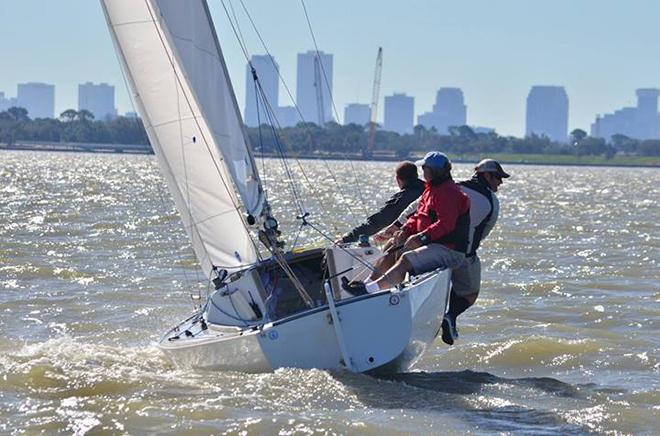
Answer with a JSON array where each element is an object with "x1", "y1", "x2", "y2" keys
[{"x1": 101, "y1": 0, "x2": 266, "y2": 275}]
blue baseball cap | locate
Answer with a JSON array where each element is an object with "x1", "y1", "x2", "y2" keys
[{"x1": 415, "y1": 151, "x2": 450, "y2": 170}]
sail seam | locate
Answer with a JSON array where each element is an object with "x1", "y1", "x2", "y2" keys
[
  {"x1": 111, "y1": 20, "x2": 153, "y2": 27},
  {"x1": 142, "y1": 0, "x2": 256, "y2": 270},
  {"x1": 168, "y1": 34, "x2": 221, "y2": 61},
  {"x1": 143, "y1": 1, "x2": 246, "y2": 215},
  {"x1": 150, "y1": 115, "x2": 199, "y2": 129},
  {"x1": 183, "y1": 208, "x2": 239, "y2": 227}
]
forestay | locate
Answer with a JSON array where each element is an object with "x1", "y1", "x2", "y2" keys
[{"x1": 101, "y1": 0, "x2": 266, "y2": 275}]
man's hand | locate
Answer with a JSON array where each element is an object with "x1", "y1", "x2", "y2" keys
[
  {"x1": 392, "y1": 230, "x2": 407, "y2": 247},
  {"x1": 374, "y1": 223, "x2": 397, "y2": 243},
  {"x1": 403, "y1": 233, "x2": 424, "y2": 251}
]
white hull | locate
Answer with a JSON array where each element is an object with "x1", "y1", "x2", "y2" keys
[{"x1": 159, "y1": 268, "x2": 450, "y2": 373}]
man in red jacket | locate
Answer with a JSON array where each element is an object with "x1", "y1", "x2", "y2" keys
[{"x1": 343, "y1": 152, "x2": 470, "y2": 295}]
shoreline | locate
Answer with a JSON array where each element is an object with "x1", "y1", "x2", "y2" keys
[
  {"x1": 255, "y1": 151, "x2": 660, "y2": 169},
  {"x1": 2, "y1": 142, "x2": 658, "y2": 168}
]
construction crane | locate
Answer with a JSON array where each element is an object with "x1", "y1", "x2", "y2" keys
[
  {"x1": 313, "y1": 55, "x2": 325, "y2": 126},
  {"x1": 365, "y1": 47, "x2": 383, "y2": 157}
]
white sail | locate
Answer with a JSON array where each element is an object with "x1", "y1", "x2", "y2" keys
[{"x1": 101, "y1": 0, "x2": 266, "y2": 275}]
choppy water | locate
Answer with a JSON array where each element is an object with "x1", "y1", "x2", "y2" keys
[{"x1": 1, "y1": 150, "x2": 658, "y2": 435}]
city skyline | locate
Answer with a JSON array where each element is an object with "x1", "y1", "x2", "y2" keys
[
  {"x1": 2, "y1": 1, "x2": 660, "y2": 136},
  {"x1": 5, "y1": 78, "x2": 660, "y2": 142},
  {"x1": 592, "y1": 89, "x2": 660, "y2": 140}
]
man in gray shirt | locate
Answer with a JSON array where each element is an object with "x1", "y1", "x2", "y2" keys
[{"x1": 376, "y1": 158, "x2": 509, "y2": 345}]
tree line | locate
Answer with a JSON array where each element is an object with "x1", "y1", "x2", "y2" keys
[
  {"x1": 0, "y1": 107, "x2": 148, "y2": 146},
  {"x1": 1, "y1": 106, "x2": 659, "y2": 157},
  {"x1": 248, "y1": 123, "x2": 660, "y2": 158}
]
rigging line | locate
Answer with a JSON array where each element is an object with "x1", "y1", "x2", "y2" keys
[
  {"x1": 209, "y1": 294, "x2": 253, "y2": 324},
  {"x1": 219, "y1": 0, "x2": 323, "y2": 289},
  {"x1": 299, "y1": 0, "x2": 341, "y2": 124},
  {"x1": 253, "y1": 76, "x2": 333, "y2": 218},
  {"x1": 102, "y1": 0, "x2": 203, "y2": 292},
  {"x1": 265, "y1": 241, "x2": 314, "y2": 307},
  {"x1": 219, "y1": 0, "x2": 307, "y2": 215},
  {"x1": 142, "y1": 0, "x2": 261, "y2": 272},
  {"x1": 303, "y1": 219, "x2": 400, "y2": 290},
  {"x1": 299, "y1": 0, "x2": 369, "y2": 221},
  {"x1": 218, "y1": 0, "x2": 251, "y2": 63},
  {"x1": 237, "y1": 0, "x2": 305, "y2": 123},
  {"x1": 255, "y1": 76, "x2": 362, "y2": 224},
  {"x1": 226, "y1": 0, "x2": 361, "y2": 227},
  {"x1": 256, "y1": 83, "x2": 306, "y2": 215},
  {"x1": 219, "y1": 0, "x2": 308, "y2": 219},
  {"x1": 346, "y1": 158, "x2": 369, "y2": 216},
  {"x1": 254, "y1": 81, "x2": 268, "y2": 197},
  {"x1": 226, "y1": 0, "x2": 248, "y2": 54},
  {"x1": 257, "y1": 90, "x2": 310, "y2": 219},
  {"x1": 234, "y1": 0, "x2": 359, "y2": 223},
  {"x1": 217, "y1": 1, "x2": 315, "y2": 294},
  {"x1": 291, "y1": 222, "x2": 305, "y2": 250}
]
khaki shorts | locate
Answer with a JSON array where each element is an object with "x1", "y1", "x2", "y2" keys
[
  {"x1": 451, "y1": 254, "x2": 481, "y2": 297},
  {"x1": 405, "y1": 243, "x2": 466, "y2": 275}
]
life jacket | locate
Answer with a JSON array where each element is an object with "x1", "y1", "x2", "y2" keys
[
  {"x1": 432, "y1": 208, "x2": 470, "y2": 254},
  {"x1": 459, "y1": 175, "x2": 494, "y2": 256},
  {"x1": 425, "y1": 177, "x2": 470, "y2": 254}
]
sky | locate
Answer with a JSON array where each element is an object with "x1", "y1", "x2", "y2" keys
[{"x1": 1, "y1": 0, "x2": 659, "y2": 136}]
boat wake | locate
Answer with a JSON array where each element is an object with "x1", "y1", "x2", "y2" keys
[
  {"x1": 380, "y1": 369, "x2": 592, "y2": 397},
  {"x1": 329, "y1": 369, "x2": 615, "y2": 434}
]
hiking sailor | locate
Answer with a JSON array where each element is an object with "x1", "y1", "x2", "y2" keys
[
  {"x1": 377, "y1": 158, "x2": 509, "y2": 345},
  {"x1": 343, "y1": 152, "x2": 470, "y2": 295},
  {"x1": 336, "y1": 161, "x2": 424, "y2": 244}
]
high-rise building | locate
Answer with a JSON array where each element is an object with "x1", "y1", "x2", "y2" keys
[
  {"x1": 525, "y1": 86, "x2": 569, "y2": 142},
  {"x1": 276, "y1": 106, "x2": 300, "y2": 127},
  {"x1": 384, "y1": 93, "x2": 414, "y2": 134},
  {"x1": 0, "y1": 92, "x2": 17, "y2": 111},
  {"x1": 417, "y1": 88, "x2": 467, "y2": 134},
  {"x1": 244, "y1": 55, "x2": 279, "y2": 127},
  {"x1": 16, "y1": 82, "x2": 55, "y2": 119},
  {"x1": 78, "y1": 82, "x2": 116, "y2": 120},
  {"x1": 591, "y1": 88, "x2": 660, "y2": 140},
  {"x1": 344, "y1": 103, "x2": 370, "y2": 126},
  {"x1": 296, "y1": 50, "x2": 333, "y2": 125}
]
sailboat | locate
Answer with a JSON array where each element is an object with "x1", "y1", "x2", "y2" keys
[{"x1": 101, "y1": 0, "x2": 452, "y2": 373}]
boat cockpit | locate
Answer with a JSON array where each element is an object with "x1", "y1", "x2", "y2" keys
[{"x1": 205, "y1": 244, "x2": 381, "y2": 327}]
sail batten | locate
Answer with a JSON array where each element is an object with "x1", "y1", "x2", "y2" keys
[{"x1": 102, "y1": 0, "x2": 265, "y2": 275}]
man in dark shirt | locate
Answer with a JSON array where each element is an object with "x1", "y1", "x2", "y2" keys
[{"x1": 338, "y1": 161, "x2": 424, "y2": 244}]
